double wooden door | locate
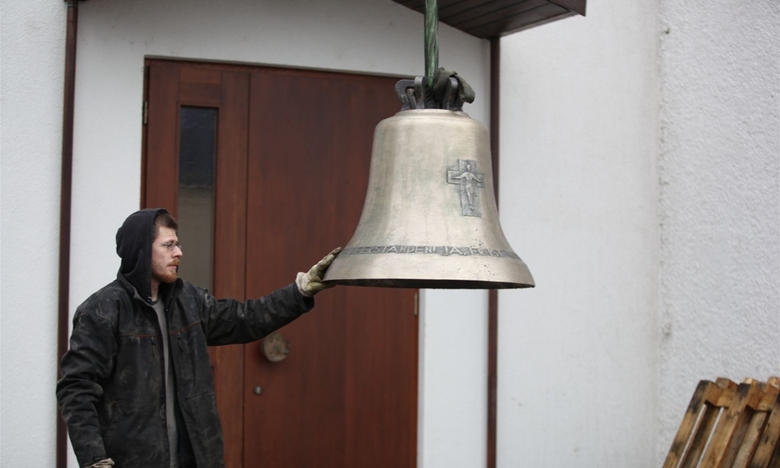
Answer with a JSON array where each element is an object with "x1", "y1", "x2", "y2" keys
[{"x1": 143, "y1": 60, "x2": 418, "y2": 467}]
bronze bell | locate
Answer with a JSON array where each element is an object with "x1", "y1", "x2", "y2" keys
[{"x1": 323, "y1": 76, "x2": 534, "y2": 289}]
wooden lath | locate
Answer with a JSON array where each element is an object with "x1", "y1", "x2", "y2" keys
[{"x1": 663, "y1": 377, "x2": 780, "y2": 468}]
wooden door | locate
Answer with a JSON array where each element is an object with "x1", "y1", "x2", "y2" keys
[{"x1": 143, "y1": 60, "x2": 418, "y2": 468}]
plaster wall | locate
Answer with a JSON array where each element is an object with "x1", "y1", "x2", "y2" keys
[
  {"x1": 498, "y1": 0, "x2": 662, "y2": 466},
  {"x1": 7, "y1": 1, "x2": 774, "y2": 467},
  {"x1": 499, "y1": 0, "x2": 779, "y2": 466},
  {"x1": 0, "y1": 1, "x2": 67, "y2": 466},
  {"x1": 656, "y1": 0, "x2": 780, "y2": 463},
  {"x1": 0, "y1": 0, "x2": 492, "y2": 467}
]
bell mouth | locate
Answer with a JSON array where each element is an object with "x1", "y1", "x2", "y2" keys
[
  {"x1": 324, "y1": 278, "x2": 534, "y2": 289},
  {"x1": 323, "y1": 245, "x2": 535, "y2": 290}
]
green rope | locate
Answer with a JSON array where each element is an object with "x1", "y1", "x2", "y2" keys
[{"x1": 424, "y1": 0, "x2": 438, "y2": 89}]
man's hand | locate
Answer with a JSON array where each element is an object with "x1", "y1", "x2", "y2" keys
[
  {"x1": 87, "y1": 459, "x2": 115, "y2": 468},
  {"x1": 296, "y1": 247, "x2": 342, "y2": 297}
]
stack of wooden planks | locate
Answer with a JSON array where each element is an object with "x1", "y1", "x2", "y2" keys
[{"x1": 663, "y1": 376, "x2": 780, "y2": 468}]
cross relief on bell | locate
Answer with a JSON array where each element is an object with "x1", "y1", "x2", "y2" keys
[{"x1": 447, "y1": 159, "x2": 485, "y2": 218}]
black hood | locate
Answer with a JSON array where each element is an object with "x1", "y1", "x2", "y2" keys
[{"x1": 116, "y1": 208, "x2": 169, "y2": 302}]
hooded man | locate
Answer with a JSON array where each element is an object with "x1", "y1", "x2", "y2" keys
[{"x1": 57, "y1": 208, "x2": 340, "y2": 468}]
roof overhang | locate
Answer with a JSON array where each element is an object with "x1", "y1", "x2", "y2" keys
[
  {"x1": 71, "y1": 0, "x2": 586, "y2": 39},
  {"x1": 392, "y1": 0, "x2": 586, "y2": 38}
]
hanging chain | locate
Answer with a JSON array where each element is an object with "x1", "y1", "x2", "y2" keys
[{"x1": 395, "y1": 0, "x2": 475, "y2": 111}]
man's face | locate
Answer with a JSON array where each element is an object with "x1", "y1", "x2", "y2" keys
[{"x1": 151, "y1": 226, "x2": 182, "y2": 285}]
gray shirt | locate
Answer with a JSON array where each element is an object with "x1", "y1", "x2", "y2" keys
[{"x1": 151, "y1": 299, "x2": 180, "y2": 468}]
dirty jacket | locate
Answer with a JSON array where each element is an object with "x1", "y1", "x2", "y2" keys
[{"x1": 56, "y1": 208, "x2": 314, "y2": 467}]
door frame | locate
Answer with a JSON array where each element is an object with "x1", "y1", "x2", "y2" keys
[{"x1": 141, "y1": 58, "x2": 419, "y2": 467}]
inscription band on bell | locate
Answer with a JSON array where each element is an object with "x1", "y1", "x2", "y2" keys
[{"x1": 341, "y1": 245, "x2": 522, "y2": 260}]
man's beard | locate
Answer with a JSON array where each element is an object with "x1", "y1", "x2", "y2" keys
[{"x1": 153, "y1": 265, "x2": 179, "y2": 284}]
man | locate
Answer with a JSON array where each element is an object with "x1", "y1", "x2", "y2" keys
[{"x1": 57, "y1": 208, "x2": 340, "y2": 467}]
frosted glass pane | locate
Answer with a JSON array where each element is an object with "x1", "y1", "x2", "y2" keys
[{"x1": 177, "y1": 106, "x2": 216, "y2": 291}]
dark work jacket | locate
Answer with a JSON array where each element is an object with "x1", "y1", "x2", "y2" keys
[{"x1": 57, "y1": 273, "x2": 313, "y2": 467}]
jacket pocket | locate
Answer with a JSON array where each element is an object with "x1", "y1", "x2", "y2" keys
[
  {"x1": 180, "y1": 390, "x2": 225, "y2": 467},
  {"x1": 113, "y1": 334, "x2": 162, "y2": 405},
  {"x1": 103, "y1": 397, "x2": 166, "y2": 466},
  {"x1": 171, "y1": 323, "x2": 214, "y2": 399}
]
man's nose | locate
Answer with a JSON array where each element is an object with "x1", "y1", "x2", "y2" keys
[{"x1": 172, "y1": 246, "x2": 183, "y2": 258}]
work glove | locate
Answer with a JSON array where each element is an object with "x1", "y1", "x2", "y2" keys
[
  {"x1": 296, "y1": 247, "x2": 342, "y2": 297},
  {"x1": 87, "y1": 459, "x2": 115, "y2": 468}
]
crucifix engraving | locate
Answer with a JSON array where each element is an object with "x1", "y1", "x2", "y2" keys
[{"x1": 447, "y1": 159, "x2": 485, "y2": 217}]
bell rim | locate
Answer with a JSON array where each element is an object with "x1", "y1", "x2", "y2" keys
[{"x1": 322, "y1": 278, "x2": 535, "y2": 289}]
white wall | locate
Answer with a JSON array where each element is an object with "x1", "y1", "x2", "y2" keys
[
  {"x1": 498, "y1": 1, "x2": 661, "y2": 466},
  {"x1": 498, "y1": 0, "x2": 779, "y2": 467},
  {"x1": 1, "y1": 0, "x2": 492, "y2": 466},
  {"x1": 656, "y1": 0, "x2": 780, "y2": 463},
  {"x1": 419, "y1": 289, "x2": 488, "y2": 468},
  {"x1": 7, "y1": 0, "x2": 775, "y2": 467},
  {"x1": 0, "y1": 1, "x2": 66, "y2": 467}
]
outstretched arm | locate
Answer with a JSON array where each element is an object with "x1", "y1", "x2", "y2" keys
[{"x1": 201, "y1": 248, "x2": 341, "y2": 345}]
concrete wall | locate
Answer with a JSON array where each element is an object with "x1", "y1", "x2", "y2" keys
[
  {"x1": 1, "y1": 2, "x2": 67, "y2": 466},
  {"x1": 499, "y1": 0, "x2": 779, "y2": 466},
  {"x1": 3, "y1": 0, "x2": 777, "y2": 467},
  {"x1": 498, "y1": 1, "x2": 661, "y2": 466},
  {"x1": 656, "y1": 0, "x2": 780, "y2": 463}
]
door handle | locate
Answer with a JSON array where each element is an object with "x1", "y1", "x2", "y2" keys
[{"x1": 262, "y1": 332, "x2": 290, "y2": 362}]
